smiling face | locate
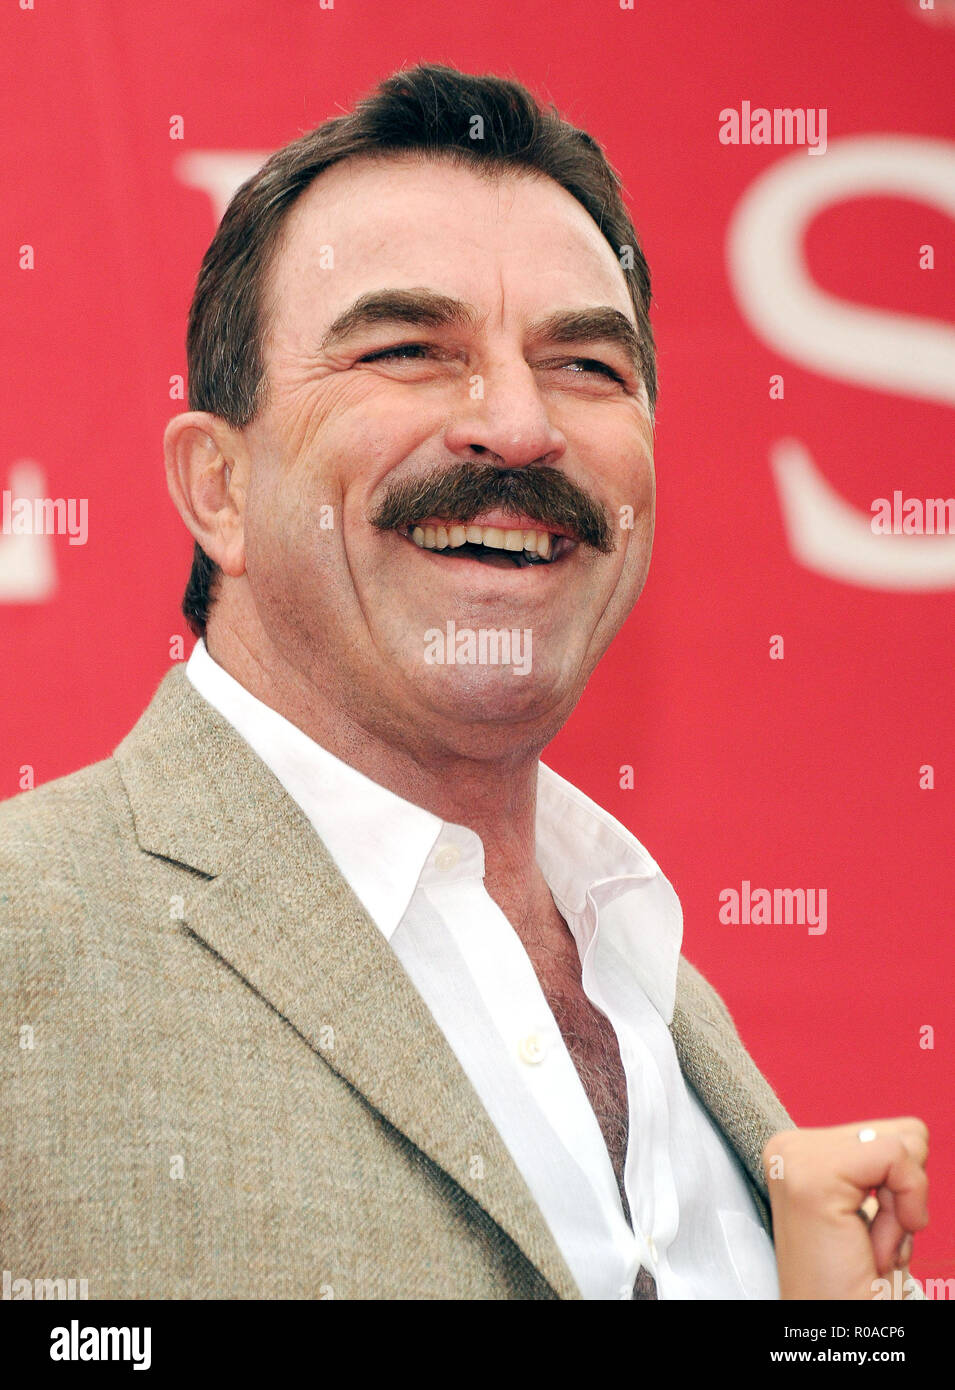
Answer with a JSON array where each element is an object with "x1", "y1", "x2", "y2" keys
[{"x1": 236, "y1": 153, "x2": 655, "y2": 757}]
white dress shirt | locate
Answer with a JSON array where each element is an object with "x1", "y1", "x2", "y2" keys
[{"x1": 186, "y1": 638, "x2": 779, "y2": 1300}]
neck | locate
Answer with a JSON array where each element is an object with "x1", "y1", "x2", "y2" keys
[{"x1": 203, "y1": 615, "x2": 564, "y2": 941}]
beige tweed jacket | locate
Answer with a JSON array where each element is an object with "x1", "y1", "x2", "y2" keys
[{"x1": 0, "y1": 664, "x2": 793, "y2": 1300}]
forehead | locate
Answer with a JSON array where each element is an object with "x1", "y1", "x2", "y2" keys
[{"x1": 264, "y1": 154, "x2": 635, "y2": 340}]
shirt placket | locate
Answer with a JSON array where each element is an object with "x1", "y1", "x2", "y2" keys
[
  {"x1": 577, "y1": 889, "x2": 683, "y2": 1294},
  {"x1": 419, "y1": 831, "x2": 641, "y2": 1297}
]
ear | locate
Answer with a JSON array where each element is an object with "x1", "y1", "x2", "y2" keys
[{"x1": 164, "y1": 411, "x2": 249, "y2": 579}]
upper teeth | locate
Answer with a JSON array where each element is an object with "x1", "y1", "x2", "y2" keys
[{"x1": 411, "y1": 523, "x2": 553, "y2": 559}]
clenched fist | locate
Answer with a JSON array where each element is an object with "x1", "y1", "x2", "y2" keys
[{"x1": 762, "y1": 1118, "x2": 929, "y2": 1300}]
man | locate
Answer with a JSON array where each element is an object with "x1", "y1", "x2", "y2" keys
[{"x1": 0, "y1": 64, "x2": 928, "y2": 1300}]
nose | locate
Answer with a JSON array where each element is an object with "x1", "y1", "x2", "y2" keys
[{"x1": 442, "y1": 354, "x2": 568, "y2": 469}]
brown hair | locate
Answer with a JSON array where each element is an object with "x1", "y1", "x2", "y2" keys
[{"x1": 182, "y1": 62, "x2": 657, "y2": 637}]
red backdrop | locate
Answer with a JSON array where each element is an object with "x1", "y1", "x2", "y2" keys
[{"x1": 2, "y1": 0, "x2": 952, "y2": 1285}]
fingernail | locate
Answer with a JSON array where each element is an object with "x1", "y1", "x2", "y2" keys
[{"x1": 895, "y1": 1234, "x2": 913, "y2": 1269}]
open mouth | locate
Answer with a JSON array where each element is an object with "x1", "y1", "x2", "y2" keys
[{"x1": 398, "y1": 520, "x2": 574, "y2": 569}]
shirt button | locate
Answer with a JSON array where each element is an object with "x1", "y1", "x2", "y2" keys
[
  {"x1": 434, "y1": 845, "x2": 461, "y2": 872},
  {"x1": 518, "y1": 1034, "x2": 547, "y2": 1065}
]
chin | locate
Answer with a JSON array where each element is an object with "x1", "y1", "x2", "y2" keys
[{"x1": 416, "y1": 660, "x2": 577, "y2": 731}]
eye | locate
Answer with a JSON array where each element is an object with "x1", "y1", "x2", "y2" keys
[
  {"x1": 358, "y1": 343, "x2": 436, "y2": 363},
  {"x1": 561, "y1": 358, "x2": 627, "y2": 384}
]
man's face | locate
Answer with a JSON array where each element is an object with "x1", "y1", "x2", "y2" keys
[{"x1": 239, "y1": 154, "x2": 655, "y2": 754}]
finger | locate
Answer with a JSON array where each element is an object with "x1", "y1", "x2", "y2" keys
[
  {"x1": 841, "y1": 1118, "x2": 929, "y2": 1165},
  {"x1": 898, "y1": 1120, "x2": 930, "y2": 1167},
  {"x1": 869, "y1": 1186, "x2": 904, "y2": 1277},
  {"x1": 839, "y1": 1132, "x2": 920, "y2": 1192},
  {"x1": 838, "y1": 1134, "x2": 929, "y2": 1232},
  {"x1": 877, "y1": 1145, "x2": 930, "y2": 1235}
]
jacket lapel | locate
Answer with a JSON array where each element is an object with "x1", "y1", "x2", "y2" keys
[
  {"x1": 669, "y1": 958, "x2": 794, "y2": 1234},
  {"x1": 115, "y1": 664, "x2": 581, "y2": 1301}
]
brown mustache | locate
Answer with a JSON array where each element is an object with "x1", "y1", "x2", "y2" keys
[{"x1": 369, "y1": 464, "x2": 615, "y2": 553}]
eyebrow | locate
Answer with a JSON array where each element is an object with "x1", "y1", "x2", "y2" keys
[{"x1": 320, "y1": 287, "x2": 645, "y2": 379}]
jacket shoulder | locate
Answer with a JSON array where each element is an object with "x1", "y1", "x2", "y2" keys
[
  {"x1": 0, "y1": 755, "x2": 137, "y2": 927},
  {"x1": 0, "y1": 664, "x2": 195, "y2": 900},
  {"x1": 0, "y1": 755, "x2": 126, "y2": 861}
]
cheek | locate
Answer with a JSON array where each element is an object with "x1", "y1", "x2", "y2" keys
[
  {"x1": 596, "y1": 433, "x2": 655, "y2": 560},
  {"x1": 604, "y1": 451, "x2": 655, "y2": 604},
  {"x1": 627, "y1": 466, "x2": 656, "y2": 571},
  {"x1": 622, "y1": 438, "x2": 655, "y2": 511},
  {"x1": 296, "y1": 402, "x2": 438, "y2": 542},
  {"x1": 280, "y1": 370, "x2": 438, "y2": 474},
  {"x1": 242, "y1": 467, "x2": 329, "y2": 606}
]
